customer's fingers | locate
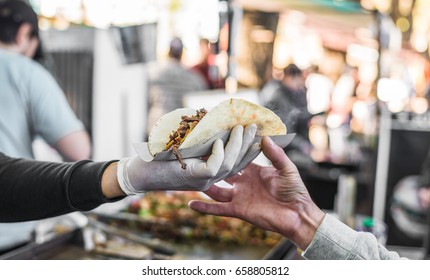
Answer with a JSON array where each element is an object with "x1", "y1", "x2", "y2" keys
[
  {"x1": 204, "y1": 185, "x2": 233, "y2": 202},
  {"x1": 261, "y1": 136, "x2": 297, "y2": 172},
  {"x1": 196, "y1": 139, "x2": 224, "y2": 177},
  {"x1": 188, "y1": 200, "x2": 233, "y2": 217},
  {"x1": 224, "y1": 163, "x2": 260, "y2": 185}
]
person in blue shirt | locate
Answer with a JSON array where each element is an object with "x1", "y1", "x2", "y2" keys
[
  {"x1": 0, "y1": 0, "x2": 91, "y2": 160},
  {"x1": 0, "y1": 0, "x2": 88, "y2": 252}
]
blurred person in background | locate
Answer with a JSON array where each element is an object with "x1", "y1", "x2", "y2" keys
[
  {"x1": 0, "y1": 0, "x2": 91, "y2": 161},
  {"x1": 423, "y1": 61, "x2": 430, "y2": 107},
  {"x1": 260, "y1": 63, "x2": 312, "y2": 155},
  {"x1": 191, "y1": 38, "x2": 224, "y2": 90},
  {"x1": 146, "y1": 37, "x2": 207, "y2": 136},
  {"x1": 303, "y1": 64, "x2": 333, "y2": 116},
  {"x1": 330, "y1": 65, "x2": 360, "y2": 126},
  {"x1": 0, "y1": 0, "x2": 91, "y2": 253}
]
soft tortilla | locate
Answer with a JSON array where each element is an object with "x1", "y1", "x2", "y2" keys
[
  {"x1": 148, "y1": 99, "x2": 286, "y2": 156},
  {"x1": 148, "y1": 108, "x2": 196, "y2": 156},
  {"x1": 181, "y1": 99, "x2": 286, "y2": 148}
]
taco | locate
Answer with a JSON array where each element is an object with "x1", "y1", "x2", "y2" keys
[{"x1": 148, "y1": 99, "x2": 287, "y2": 168}]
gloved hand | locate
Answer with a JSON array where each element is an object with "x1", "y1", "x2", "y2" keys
[{"x1": 117, "y1": 124, "x2": 260, "y2": 195}]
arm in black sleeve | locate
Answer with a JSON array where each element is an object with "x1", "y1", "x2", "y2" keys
[{"x1": 0, "y1": 153, "x2": 122, "y2": 222}]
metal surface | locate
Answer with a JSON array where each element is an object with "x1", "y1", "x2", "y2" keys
[
  {"x1": 41, "y1": 28, "x2": 95, "y2": 137},
  {"x1": 0, "y1": 229, "x2": 82, "y2": 260},
  {"x1": 262, "y1": 238, "x2": 295, "y2": 260},
  {"x1": 0, "y1": 226, "x2": 293, "y2": 260},
  {"x1": 88, "y1": 217, "x2": 176, "y2": 256}
]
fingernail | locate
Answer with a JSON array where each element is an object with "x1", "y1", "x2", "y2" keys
[
  {"x1": 252, "y1": 142, "x2": 261, "y2": 150},
  {"x1": 246, "y1": 124, "x2": 256, "y2": 136},
  {"x1": 234, "y1": 125, "x2": 244, "y2": 133},
  {"x1": 266, "y1": 136, "x2": 274, "y2": 146}
]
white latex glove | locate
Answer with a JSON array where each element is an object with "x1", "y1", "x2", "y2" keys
[
  {"x1": 117, "y1": 124, "x2": 260, "y2": 195},
  {"x1": 212, "y1": 124, "x2": 261, "y2": 181}
]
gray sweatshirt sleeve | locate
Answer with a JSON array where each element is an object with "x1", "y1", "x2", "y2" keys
[{"x1": 302, "y1": 214, "x2": 404, "y2": 260}]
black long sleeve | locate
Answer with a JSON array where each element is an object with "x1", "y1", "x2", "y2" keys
[{"x1": 0, "y1": 153, "x2": 120, "y2": 222}]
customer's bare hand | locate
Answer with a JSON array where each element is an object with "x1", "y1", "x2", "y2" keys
[{"x1": 189, "y1": 136, "x2": 325, "y2": 250}]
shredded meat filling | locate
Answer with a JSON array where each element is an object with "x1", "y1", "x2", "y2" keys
[{"x1": 165, "y1": 108, "x2": 207, "y2": 169}]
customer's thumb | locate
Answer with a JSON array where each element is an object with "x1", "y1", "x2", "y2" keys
[{"x1": 261, "y1": 136, "x2": 294, "y2": 171}]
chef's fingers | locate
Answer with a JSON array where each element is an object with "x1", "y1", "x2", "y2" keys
[
  {"x1": 193, "y1": 139, "x2": 224, "y2": 178},
  {"x1": 233, "y1": 124, "x2": 257, "y2": 166},
  {"x1": 207, "y1": 126, "x2": 244, "y2": 184},
  {"x1": 217, "y1": 125, "x2": 244, "y2": 175}
]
